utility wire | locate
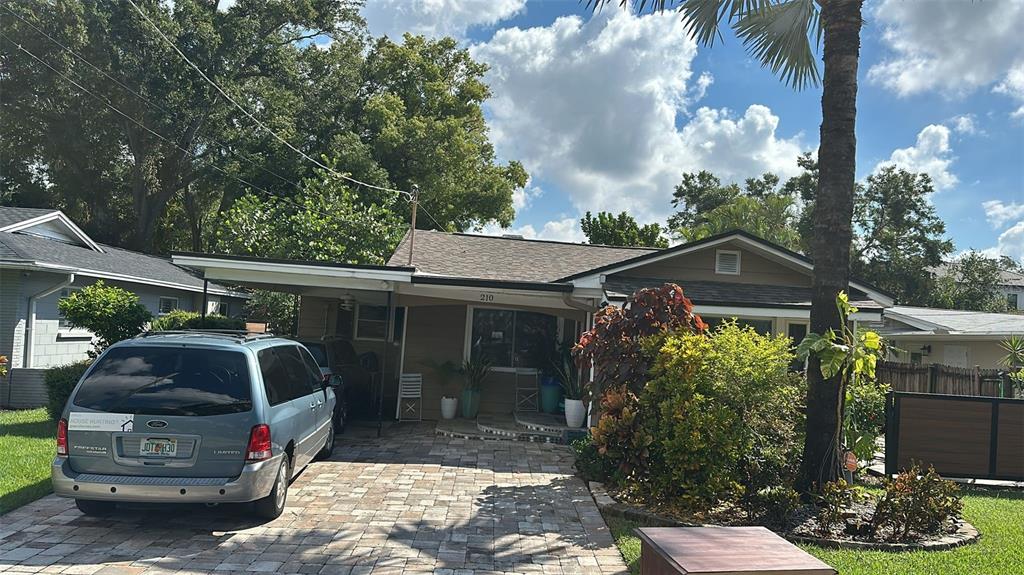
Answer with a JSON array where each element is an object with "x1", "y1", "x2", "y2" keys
[
  {"x1": 7, "y1": 34, "x2": 448, "y2": 237},
  {"x1": 1, "y1": 5, "x2": 309, "y2": 196},
  {"x1": 0, "y1": 33, "x2": 351, "y2": 224},
  {"x1": 124, "y1": 0, "x2": 415, "y2": 200}
]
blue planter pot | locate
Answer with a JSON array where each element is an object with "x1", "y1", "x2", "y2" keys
[
  {"x1": 540, "y1": 376, "x2": 562, "y2": 414},
  {"x1": 461, "y1": 389, "x2": 480, "y2": 418}
]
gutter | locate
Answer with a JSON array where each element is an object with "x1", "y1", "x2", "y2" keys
[
  {"x1": 24, "y1": 273, "x2": 74, "y2": 368},
  {"x1": 561, "y1": 292, "x2": 601, "y2": 313}
]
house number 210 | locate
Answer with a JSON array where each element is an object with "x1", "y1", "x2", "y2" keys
[{"x1": 479, "y1": 293, "x2": 495, "y2": 302}]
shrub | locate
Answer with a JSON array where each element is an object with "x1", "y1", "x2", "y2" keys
[
  {"x1": 575, "y1": 283, "x2": 705, "y2": 394},
  {"x1": 590, "y1": 385, "x2": 653, "y2": 484},
  {"x1": 571, "y1": 437, "x2": 614, "y2": 482},
  {"x1": 815, "y1": 479, "x2": 865, "y2": 536},
  {"x1": 844, "y1": 377, "x2": 890, "y2": 463},
  {"x1": 748, "y1": 485, "x2": 801, "y2": 529},
  {"x1": 57, "y1": 281, "x2": 152, "y2": 354},
  {"x1": 640, "y1": 321, "x2": 804, "y2": 511},
  {"x1": 150, "y1": 310, "x2": 244, "y2": 331},
  {"x1": 871, "y1": 463, "x2": 962, "y2": 542},
  {"x1": 45, "y1": 361, "x2": 91, "y2": 419}
]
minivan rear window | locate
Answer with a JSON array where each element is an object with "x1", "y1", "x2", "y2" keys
[{"x1": 73, "y1": 346, "x2": 252, "y2": 416}]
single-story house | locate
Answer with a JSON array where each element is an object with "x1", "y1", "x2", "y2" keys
[
  {"x1": 880, "y1": 306, "x2": 1024, "y2": 369},
  {"x1": 0, "y1": 206, "x2": 247, "y2": 408},
  {"x1": 172, "y1": 229, "x2": 894, "y2": 421}
]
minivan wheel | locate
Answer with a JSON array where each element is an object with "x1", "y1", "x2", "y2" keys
[
  {"x1": 75, "y1": 499, "x2": 115, "y2": 516},
  {"x1": 316, "y1": 424, "x2": 335, "y2": 460},
  {"x1": 254, "y1": 455, "x2": 289, "y2": 520}
]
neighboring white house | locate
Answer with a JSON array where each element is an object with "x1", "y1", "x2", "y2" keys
[
  {"x1": 0, "y1": 206, "x2": 247, "y2": 408},
  {"x1": 997, "y1": 269, "x2": 1024, "y2": 311},
  {"x1": 880, "y1": 306, "x2": 1024, "y2": 369}
]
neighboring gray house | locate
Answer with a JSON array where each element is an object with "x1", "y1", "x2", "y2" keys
[
  {"x1": 880, "y1": 306, "x2": 1024, "y2": 369},
  {"x1": 997, "y1": 269, "x2": 1024, "y2": 311},
  {"x1": 0, "y1": 207, "x2": 246, "y2": 408}
]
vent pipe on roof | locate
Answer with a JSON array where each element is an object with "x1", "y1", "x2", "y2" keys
[{"x1": 407, "y1": 184, "x2": 419, "y2": 267}]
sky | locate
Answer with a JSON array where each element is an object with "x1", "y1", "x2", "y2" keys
[{"x1": 358, "y1": 0, "x2": 1024, "y2": 261}]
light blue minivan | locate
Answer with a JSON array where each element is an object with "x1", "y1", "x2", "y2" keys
[{"x1": 51, "y1": 331, "x2": 336, "y2": 519}]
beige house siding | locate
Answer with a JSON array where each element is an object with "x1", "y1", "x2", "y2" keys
[
  {"x1": 401, "y1": 305, "x2": 467, "y2": 420},
  {"x1": 614, "y1": 240, "x2": 811, "y2": 287},
  {"x1": 888, "y1": 338, "x2": 1008, "y2": 370}
]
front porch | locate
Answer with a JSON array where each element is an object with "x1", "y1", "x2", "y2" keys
[{"x1": 172, "y1": 253, "x2": 599, "y2": 427}]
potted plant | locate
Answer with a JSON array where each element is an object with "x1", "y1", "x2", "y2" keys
[
  {"x1": 460, "y1": 356, "x2": 491, "y2": 419},
  {"x1": 550, "y1": 342, "x2": 587, "y2": 428},
  {"x1": 422, "y1": 359, "x2": 460, "y2": 419}
]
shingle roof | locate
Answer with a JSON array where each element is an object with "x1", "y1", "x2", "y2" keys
[
  {"x1": 885, "y1": 305, "x2": 1024, "y2": 335},
  {"x1": 604, "y1": 277, "x2": 882, "y2": 310},
  {"x1": 0, "y1": 207, "x2": 57, "y2": 229},
  {"x1": 387, "y1": 230, "x2": 656, "y2": 283},
  {"x1": 0, "y1": 232, "x2": 238, "y2": 295}
]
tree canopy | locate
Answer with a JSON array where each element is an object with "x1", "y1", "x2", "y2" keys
[
  {"x1": 1, "y1": 0, "x2": 527, "y2": 258},
  {"x1": 580, "y1": 211, "x2": 668, "y2": 248},
  {"x1": 929, "y1": 252, "x2": 1011, "y2": 313}
]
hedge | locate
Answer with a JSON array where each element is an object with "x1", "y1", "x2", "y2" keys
[
  {"x1": 45, "y1": 361, "x2": 92, "y2": 420},
  {"x1": 149, "y1": 310, "x2": 245, "y2": 331}
]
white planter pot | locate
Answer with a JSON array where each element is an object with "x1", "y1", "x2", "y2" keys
[
  {"x1": 440, "y1": 396, "x2": 458, "y2": 420},
  {"x1": 564, "y1": 398, "x2": 586, "y2": 428}
]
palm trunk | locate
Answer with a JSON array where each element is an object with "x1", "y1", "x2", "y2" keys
[{"x1": 796, "y1": 0, "x2": 863, "y2": 494}]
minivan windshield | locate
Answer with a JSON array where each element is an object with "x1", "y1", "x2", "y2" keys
[{"x1": 73, "y1": 346, "x2": 252, "y2": 416}]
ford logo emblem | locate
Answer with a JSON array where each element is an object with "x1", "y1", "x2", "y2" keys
[{"x1": 146, "y1": 420, "x2": 168, "y2": 429}]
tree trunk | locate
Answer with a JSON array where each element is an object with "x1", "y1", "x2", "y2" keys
[{"x1": 796, "y1": 0, "x2": 863, "y2": 494}]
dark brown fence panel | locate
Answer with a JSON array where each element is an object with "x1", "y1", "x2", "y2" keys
[
  {"x1": 886, "y1": 391, "x2": 1024, "y2": 481},
  {"x1": 877, "y1": 361, "x2": 1010, "y2": 397}
]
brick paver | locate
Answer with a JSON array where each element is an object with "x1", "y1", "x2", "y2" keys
[{"x1": 0, "y1": 425, "x2": 628, "y2": 575}]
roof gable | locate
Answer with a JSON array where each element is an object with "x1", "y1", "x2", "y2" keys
[{"x1": 0, "y1": 207, "x2": 103, "y2": 252}]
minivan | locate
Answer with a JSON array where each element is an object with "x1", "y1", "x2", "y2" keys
[{"x1": 51, "y1": 331, "x2": 336, "y2": 519}]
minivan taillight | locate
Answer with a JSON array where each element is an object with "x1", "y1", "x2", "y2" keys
[
  {"x1": 246, "y1": 424, "x2": 272, "y2": 462},
  {"x1": 56, "y1": 418, "x2": 68, "y2": 456}
]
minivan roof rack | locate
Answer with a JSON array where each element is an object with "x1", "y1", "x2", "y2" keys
[{"x1": 136, "y1": 329, "x2": 277, "y2": 342}]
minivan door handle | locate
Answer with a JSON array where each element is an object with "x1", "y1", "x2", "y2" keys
[{"x1": 309, "y1": 401, "x2": 317, "y2": 410}]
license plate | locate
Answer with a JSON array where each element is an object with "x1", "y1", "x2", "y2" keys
[{"x1": 141, "y1": 438, "x2": 177, "y2": 457}]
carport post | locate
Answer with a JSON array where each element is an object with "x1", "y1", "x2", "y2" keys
[
  {"x1": 201, "y1": 279, "x2": 209, "y2": 319},
  {"x1": 377, "y1": 290, "x2": 394, "y2": 437}
]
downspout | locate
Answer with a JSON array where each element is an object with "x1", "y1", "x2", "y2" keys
[{"x1": 24, "y1": 273, "x2": 75, "y2": 369}]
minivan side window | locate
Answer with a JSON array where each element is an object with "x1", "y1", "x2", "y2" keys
[
  {"x1": 258, "y1": 348, "x2": 293, "y2": 406},
  {"x1": 297, "y1": 346, "x2": 325, "y2": 389},
  {"x1": 275, "y1": 345, "x2": 319, "y2": 398}
]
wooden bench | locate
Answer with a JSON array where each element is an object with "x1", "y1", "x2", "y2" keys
[{"x1": 636, "y1": 526, "x2": 836, "y2": 575}]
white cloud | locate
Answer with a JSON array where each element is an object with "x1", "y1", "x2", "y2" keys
[
  {"x1": 982, "y1": 200, "x2": 1024, "y2": 230},
  {"x1": 361, "y1": 0, "x2": 526, "y2": 40},
  {"x1": 988, "y1": 221, "x2": 1024, "y2": 263},
  {"x1": 472, "y1": 11, "x2": 803, "y2": 224},
  {"x1": 512, "y1": 184, "x2": 543, "y2": 211},
  {"x1": 481, "y1": 217, "x2": 585, "y2": 243},
  {"x1": 950, "y1": 114, "x2": 979, "y2": 135},
  {"x1": 868, "y1": 0, "x2": 1024, "y2": 115},
  {"x1": 875, "y1": 124, "x2": 958, "y2": 191}
]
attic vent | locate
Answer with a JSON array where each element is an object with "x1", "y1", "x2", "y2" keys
[
  {"x1": 715, "y1": 250, "x2": 741, "y2": 275},
  {"x1": 502, "y1": 234, "x2": 524, "y2": 239}
]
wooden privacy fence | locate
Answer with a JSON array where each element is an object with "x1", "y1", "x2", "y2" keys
[
  {"x1": 876, "y1": 360, "x2": 1013, "y2": 398},
  {"x1": 885, "y1": 391, "x2": 1024, "y2": 481}
]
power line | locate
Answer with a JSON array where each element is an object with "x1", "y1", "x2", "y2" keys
[
  {"x1": 124, "y1": 0, "x2": 415, "y2": 201},
  {"x1": 1, "y1": 5, "x2": 309, "y2": 195},
  {"x1": 0, "y1": 33, "x2": 346, "y2": 224}
]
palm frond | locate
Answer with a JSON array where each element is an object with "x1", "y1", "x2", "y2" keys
[
  {"x1": 676, "y1": 0, "x2": 772, "y2": 47},
  {"x1": 733, "y1": 0, "x2": 820, "y2": 90}
]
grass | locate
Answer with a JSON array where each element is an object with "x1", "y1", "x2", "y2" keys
[
  {"x1": 0, "y1": 408, "x2": 56, "y2": 514},
  {"x1": 604, "y1": 489, "x2": 1024, "y2": 575}
]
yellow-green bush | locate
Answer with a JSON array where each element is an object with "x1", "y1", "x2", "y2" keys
[{"x1": 639, "y1": 321, "x2": 805, "y2": 512}]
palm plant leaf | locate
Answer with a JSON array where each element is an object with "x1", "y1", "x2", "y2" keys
[{"x1": 732, "y1": 0, "x2": 820, "y2": 90}]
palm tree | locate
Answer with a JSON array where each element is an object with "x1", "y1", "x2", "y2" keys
[{"x1": 585, "y1": 0, "x2": 863, "y2": 492}]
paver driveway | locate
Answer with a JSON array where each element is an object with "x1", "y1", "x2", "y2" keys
[{"x1": 0, "y1": 425, "x2": 627, "y2": 575}]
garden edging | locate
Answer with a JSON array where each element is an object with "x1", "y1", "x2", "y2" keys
[{"x1": 586, "y1": 480, "x2": 982, "y2": 552}]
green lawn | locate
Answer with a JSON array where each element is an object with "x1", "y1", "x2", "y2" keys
[
  {"x1": 0, "y1": 408, "x2": 56, "y2": 514},
  {"x1": 605, "y1": 489, "x2": 1024, "y2": 575}
]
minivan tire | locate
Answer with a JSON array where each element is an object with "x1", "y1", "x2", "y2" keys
[
  {"x1": 254, "y1": 454, "x2": 289, "y2": 520},
  {"x1": 316, "y1": 423, "x2": 335, "y2": 460},
  {"x1": 75, "y1": 499, "x2": 115, "y2": 516}
]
